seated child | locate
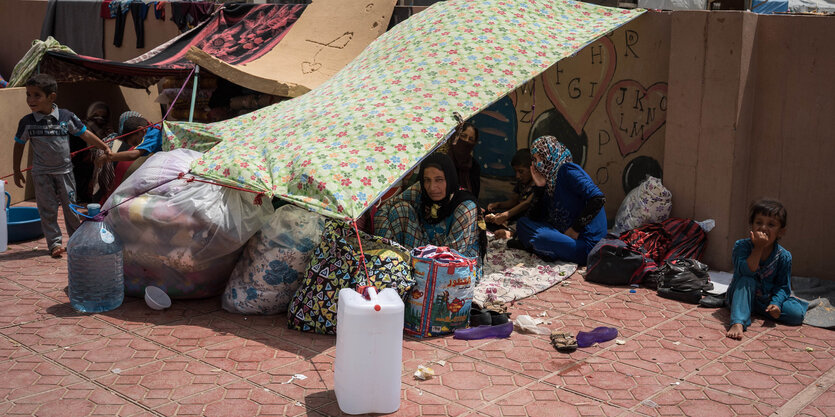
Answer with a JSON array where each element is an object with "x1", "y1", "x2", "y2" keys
[
  {"x1": 725, "y1": 199, "x2": 808, "y2": 340},
  {"x1": 485, "y1": 149, "x2": 534, "y2": 239},
  {"x1": 97, "y1": 116, "x2": 163, "y2": 203}
]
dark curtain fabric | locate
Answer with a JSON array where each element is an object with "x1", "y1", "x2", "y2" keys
[
  {"x1": 41, "y1": 0, "x2": 105, "y2": 58},
  {"x1": 40, "y1": 3, "x2": 306, "y2": 89}
]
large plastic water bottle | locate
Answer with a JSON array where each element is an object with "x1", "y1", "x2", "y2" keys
[
  {"x1": 334, "y1": 286, "x2": 404, "y2": 414},
  {"x1": 67, "y1": 204, "x2": 124, "y2": 313}
]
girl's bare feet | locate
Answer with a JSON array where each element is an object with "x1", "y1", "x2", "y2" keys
[{"x1": 726, "y1": 323, "x2": 744, "y2": 340}]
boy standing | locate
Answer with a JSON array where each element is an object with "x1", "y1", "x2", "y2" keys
[{"x1": 12, "y1": 74, "x2": 111, "y2": 258}]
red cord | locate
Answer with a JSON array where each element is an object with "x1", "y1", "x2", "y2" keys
[{"x1": 352, "y1": 220, "x2": 373, "y2": 288}]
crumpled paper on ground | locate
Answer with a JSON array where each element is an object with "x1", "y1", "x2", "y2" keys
[{"x1": 513, "y1": 315, "x2": 551, "y2": 335}]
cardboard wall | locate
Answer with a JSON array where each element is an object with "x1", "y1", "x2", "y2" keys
[
  {"x1": 746, "y1": 14, "x2": 835, "y2": 280},
  {"x1": 476, "y1": 12, "x2": 672, "y2": 222},
  {"x1": 0, "y1": 88, "x2": 36, "y2": 204},
  {"x1": 665, "y1": 11, "x2": 835, "y2": 279}
]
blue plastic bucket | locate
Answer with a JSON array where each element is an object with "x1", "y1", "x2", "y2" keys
[{"x1": 5, "y1": 192, "x2": 43, "y2": 243}]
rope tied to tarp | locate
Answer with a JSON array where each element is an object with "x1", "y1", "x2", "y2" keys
[{"x1": 176, "y1": 172, "x2": 265, "y2": 205}]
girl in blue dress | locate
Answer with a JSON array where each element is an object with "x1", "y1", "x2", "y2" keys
[
  {"x1": 510, "y1": 136, "x2": 607, "y2": 265},
  {"x1": 726, "y1": 199, "x2": 808, "y2": 339}
]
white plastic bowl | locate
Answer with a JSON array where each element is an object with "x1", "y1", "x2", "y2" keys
[{"x1": 144, "y1": 286, "x2": 172, "y2": 310}]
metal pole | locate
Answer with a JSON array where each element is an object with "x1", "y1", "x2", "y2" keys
[{"x1": 188, "y1": 65, "x2": 200, "y2": 122}]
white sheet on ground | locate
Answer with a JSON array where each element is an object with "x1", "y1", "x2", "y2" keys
[
  {"x1": 474, "y1": 236, "x2": 577, "y2": 305},
  {"x1": 708, "y1": 270, "x2": 734, "y2": 295}
]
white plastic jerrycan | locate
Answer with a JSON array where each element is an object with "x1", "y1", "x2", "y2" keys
[{"x1": 334, "y1": 286, "x2": 404, "y2": 415}]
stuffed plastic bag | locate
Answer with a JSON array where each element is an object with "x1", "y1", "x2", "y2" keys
[
  {"x1": 613, "y1": 176, "x2": 672, "y2": 234},
  {"x1": 104, "y1": 149, "x2": 274, "y2": 298},
  {"x1": 222, "y1": 205, "x2": 325, "y2": 314}
]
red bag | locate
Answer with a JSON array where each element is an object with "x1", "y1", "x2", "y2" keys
[{"x1": 619, "y1": 218, "x2": 707, "y2": 286}]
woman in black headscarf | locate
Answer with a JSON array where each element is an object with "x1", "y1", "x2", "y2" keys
[
  {"x1": 447, "y1": 122, "x2": 481, "y2": 198},
  {"x1": 373, "y1": 153, "x2": 480, "y2": 258}
]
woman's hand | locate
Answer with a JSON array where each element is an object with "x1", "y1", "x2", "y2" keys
[
  {"x1": 487, "y1": 202, "x2": 500, "y2": 212},
  {"x1": 530, "y1": 165, "x2": 546, "y2": 187}
]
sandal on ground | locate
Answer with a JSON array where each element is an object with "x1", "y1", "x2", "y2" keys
[
  {"x1": 550, "y1": 331, "x2": 578, "y2": 353},
  {"x1": 50, "y1": 246, "x2": 66, "y2": 258}
]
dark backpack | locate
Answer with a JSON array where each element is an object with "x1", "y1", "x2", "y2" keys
[
  {"x1": 585, "y1": 238, "x2": 646, "y2": 286},
  {"x1": 651, "y1": 258, "x2": 713, "y2": 303}
]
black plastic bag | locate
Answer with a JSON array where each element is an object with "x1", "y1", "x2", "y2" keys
[
  {"x1": 653, "y1": 258, "x2": 713, "y2": 304},
  {"x1": 585, "y1": 238, "x2": 646, "y2": 286}
]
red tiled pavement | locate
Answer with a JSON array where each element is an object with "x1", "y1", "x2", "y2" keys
[{"x1": 1, "y1": 204, "x2": 833, "y2": 416}]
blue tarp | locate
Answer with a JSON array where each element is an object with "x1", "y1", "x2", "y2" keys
[{"x1": 751, "y1": 0, "x2": 789, "y2": 13}]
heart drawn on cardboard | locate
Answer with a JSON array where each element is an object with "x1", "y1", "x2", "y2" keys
[
  {"x1": 541, "y1": 36, "x2": 616, "y2": 135},
  {"x1": 605, "y1": 80, "x2": 668, "y2": 157}
]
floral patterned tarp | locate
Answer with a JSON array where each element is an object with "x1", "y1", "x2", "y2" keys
[
  {"x1": 164, "y1": 0, "x2": 645, "y2": 220},
  {"x1": 474, "y1": 235, "x2": 576, "y2": 305}
]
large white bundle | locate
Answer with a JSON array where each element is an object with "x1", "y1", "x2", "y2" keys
[{"x1": 104, "y1": 149, "x2": 274, "y2": 298}]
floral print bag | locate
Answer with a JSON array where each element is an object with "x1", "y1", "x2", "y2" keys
[
  {"x1": 222, "y1": 205, "x2": 325, "y2": 315},
  {"x1": 287, "y1": 219, "x2": 414, "y2": 335}
]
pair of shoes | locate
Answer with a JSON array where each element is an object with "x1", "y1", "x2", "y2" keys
[
  {"x1": 576, "y1": 326, "x2": 618, "y2": 347},
  {"x1": 470, "y1": 304, "x2": 510, "y2": 327},
  {"x1": 50, "y1": 245, "x2": 66, "y2": 258},
  {"x1": 550, "y1": 331, "x2": 578, "y2": 352},
  {"x1": 699, "y1": 293, "x2": 725, "y2": 308},
  {"x1": 469, "y1": 304, "x2": 492, "y2": 327},
  {"x1": 454, "y1": 321, "x2": 513, "y2": 340}
]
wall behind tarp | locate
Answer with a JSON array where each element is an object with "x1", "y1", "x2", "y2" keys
[
  {"x1": 666, "y1": 11, "x2": 835, "y2": 279},
  {"x1": 476, "y1": 12, "x2": 671, "y2": 223}
]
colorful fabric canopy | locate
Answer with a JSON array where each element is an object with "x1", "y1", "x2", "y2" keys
[
  {"x1": 164, "y1": 0, "x2": 645, "y2": 220},
  {"x1": 40, "y1": 3, "x2": 305, "y2": 89}
]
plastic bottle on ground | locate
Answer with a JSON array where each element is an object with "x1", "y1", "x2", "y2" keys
[
  {"x1": 67, "y1": 204, "x2": 124, "y2": 313},
  {"x1": 334, "y1": 286, "x2": 403, "y2": 414}
]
